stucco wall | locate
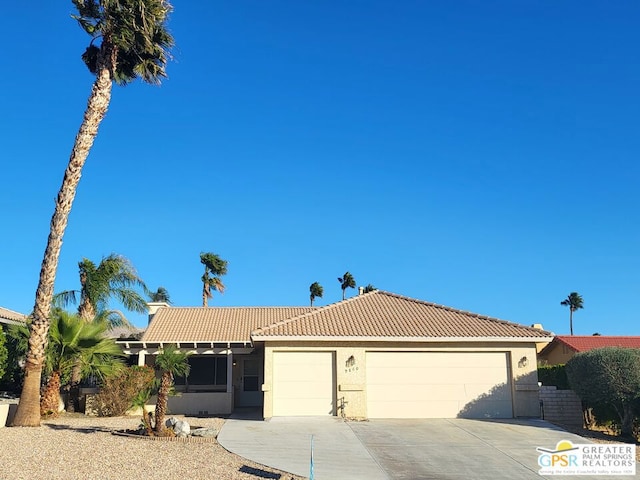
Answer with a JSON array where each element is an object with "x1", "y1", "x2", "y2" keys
[
  {"x1": 538, "y1": 344, "x2": 574, "y2": 366},
  {"x1": 261, "y1": 341, "x2": 540, "y2": 419}
]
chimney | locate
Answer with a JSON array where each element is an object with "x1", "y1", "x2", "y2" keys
[
  {"x1": 358, "y1": 286, "x2": 364, "y2": 295},
  {"x1": 531, "y1": 323, "x2": 544, "y2": 330},
  {"x1": 147, "y1": 302, "x2": 169, "y2": 325}
]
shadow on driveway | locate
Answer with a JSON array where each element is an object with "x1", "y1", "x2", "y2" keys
[{"x1": 348, "y1": 418, "x2": 634, "y2": 480}]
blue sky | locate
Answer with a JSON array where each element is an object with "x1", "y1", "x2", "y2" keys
[{"x1": 1, "y1": 1, "x2": 638, "y2": 334}]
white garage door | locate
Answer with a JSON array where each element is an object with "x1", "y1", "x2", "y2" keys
[
  {"x1": 272, "y1": 352, "x2": 335, "y2": 416},
  {"x1": 367, "y1": 352, "x2": 512, "y2": 419}
]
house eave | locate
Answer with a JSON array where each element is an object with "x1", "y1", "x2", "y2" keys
[
  {"x1": 250, "y1": 335, "x2": 555, "y2": 343},
  {"x1": 116, "y1": 340, "x2": 253, "y2": 349},
  {"x1": 0, "y1": 318, "x2": 26, "y2": 326}
]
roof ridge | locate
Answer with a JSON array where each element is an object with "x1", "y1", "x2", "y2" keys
[{"x1": 251, "y1": 292, "x2": 374, "y2": 335}]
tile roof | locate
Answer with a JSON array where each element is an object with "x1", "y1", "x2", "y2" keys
[
  {"x1": 141, "y1": 307, "x2": 316, "y2": 343},
  {"x1": 0, "y1": 307, "x2": 27, "y2": 325},
  {"x1": 251, "y1": 290, "x2": 552, "y2": 340},
  {"x1": 552, "y1": 336, "x2": 640, "y2": 352}
]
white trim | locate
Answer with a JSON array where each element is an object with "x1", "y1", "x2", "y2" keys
[
  {"x1": 118, "y1": 340, "x2": 252, "y2": 346},
  {"x1": 226, "y1": 351, "x2": 233, "y2": 394}
]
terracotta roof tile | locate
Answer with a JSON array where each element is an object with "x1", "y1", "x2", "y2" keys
[
  {"x1": 553, "y1": 336, "x2": 640, "y2": 352},
  {"x1": 251, "y1": 290, "x2": 552, "y2": 340},
  {"x1": 142, "y1": 307, "x2": 316, "y2": 343},
  {"x1": 0, "y1": 307, "x2": 27, "y2": 325}
]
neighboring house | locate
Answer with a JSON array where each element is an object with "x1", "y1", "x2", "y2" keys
[
  {"x1": 0, "y1": 307, "x2": 27, "y2": 327},
  {"x1": 538, "y1": 336, "x2": 640, "y2": 366},
  {"x1": 119, "y1": 291, "x2": 552, "y2": 420}
]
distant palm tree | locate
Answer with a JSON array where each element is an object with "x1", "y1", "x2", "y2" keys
[
  {"x1": 200, "y1": 253, "x2": 228, "y2": 307},
  {"x1": 13, "y1": 0, "x2": 174, "y2": 427},
  {"x1": 154, "y1": 345, "x2": 190, "y2": 435},
  {"x1": 338, "y1": 272, "x2": 356, "y2": 301},
  {"x1": 39, "y1": 311, "x2": 124, "y2": 416},
  {"x1": 309, "y1": 282, "x2": 323, "y2": 306},
  {"x1": 363, "y1": 284, "x2": 377, "y2": 293},
  {"x1": 55, "y1": 254, "x2": 148, "y2": 323},
  {"x1": 561, "y1": 292, "x2": 584, "y2": 335},
  {"x1": 149, "y1": 286, "x2": 171, "y2": 304}
]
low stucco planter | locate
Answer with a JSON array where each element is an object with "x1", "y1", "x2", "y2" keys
[{"x1": 0, "y1": 401, "x2": 19, "y2": 427}]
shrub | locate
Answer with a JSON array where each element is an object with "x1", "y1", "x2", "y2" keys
[
  {"x1": 0, "y1": 326, "x2": 7, "y2": 382},
  {"x1": 566, "y1": 347, "x2": 640, "y2": 438},
  {"x1": 0, "y1": 322, "x2": 29, "y2": 392},
  {"x1": 537, "y1": 364, "x2": 570, "y2": 389},
  {"x1": 91, "y1": 365, "x2": 155, "y2": 416}
]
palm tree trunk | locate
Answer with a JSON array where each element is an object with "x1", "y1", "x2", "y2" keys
[
  {"x1": 569, "y1": 310, "x2": 574, "y2": 336},
  {"x1": 202, "y1": 284, "x2": 208, "y2": 308},
  {"x1": 11, "y1": 63, "x2": 113, "y2": 427},
  {"x1": 154, "y1": 371, "x2": 172, "y2": 435},
  {"x1": 66, "y1": 363, "x2": 82, "y2": 413},
  {"x1": 78, "y1": 299, "x2": 96, "y2": 321},
  {"x1": 40, "y1": 371, "x2": 62, "y2": 417}
]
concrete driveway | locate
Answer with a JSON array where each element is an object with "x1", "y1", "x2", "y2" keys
[
  {"x1": 349, "y1": 418, "x2": 634, "y2": 480},
  {"x1": 219, "y1": 416, "x2": 634, "y2": 480}
]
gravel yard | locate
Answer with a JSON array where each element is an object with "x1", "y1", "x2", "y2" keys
[{"x1": 0, "y1": 414, "x2": 305, "y2": 480}]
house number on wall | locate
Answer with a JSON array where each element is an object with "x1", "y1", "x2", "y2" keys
[{"x1": 345, "y1": 355, "x2": 358, "y2": 373}]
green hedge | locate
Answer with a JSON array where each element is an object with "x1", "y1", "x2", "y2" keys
[{"x1": 538, "y1": 364, "x2": 570, "y2": 389}]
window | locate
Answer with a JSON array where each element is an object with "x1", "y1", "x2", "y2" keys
[{"x1": 175, "y1": 356, "x2": 227, "y2": 387}]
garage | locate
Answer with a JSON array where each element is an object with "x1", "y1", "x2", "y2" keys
[
  {"x1": 272, "y1": 351, "x2": 335, "y2": 416},
  {"x1": 366, "y1": 351, "x2": 513, "y2": 419}
]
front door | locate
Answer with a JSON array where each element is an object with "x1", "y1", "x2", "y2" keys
[{"x1": 236, "y1": 357, "x2": 263, "y2": 407}]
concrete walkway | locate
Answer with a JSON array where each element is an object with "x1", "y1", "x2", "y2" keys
[{"x1": 218, "y1": 415, "x2": 388, "y2": 480}]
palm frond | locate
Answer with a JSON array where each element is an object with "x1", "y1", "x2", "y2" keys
[{"x1": 53, "y1": 290, "x2": 80, "y2": 309}]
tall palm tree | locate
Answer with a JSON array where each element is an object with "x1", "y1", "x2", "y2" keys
[
  {"x1": 149, "y1": 286, "x2": 171, "y2": 304},
  {"x1": 13, "y1": 0, "x2": 174, "y2": 427},
  {"x1": 154, "y1": 345, "x2": 190, "y2": 435},
  {"x1": 338, "y1": 272, "x2": 356, "y2": 301},
  {"x1": 309, "y1": 282, "x2": 323, "y2": 306},
  {"x1": 55, "y1": 254, "x2": 148, "y2": 412},
  {"x1": 560, "y1": 292, "x2": 584, "y2": 336},
  {"x1": 200, "y1": 253, "x2": 228, "y2": 307},
  {"x1": 363, "y1": 284, "x2": 377, "y2": 293},
  {"x1": 56, "y1": 254, "x2": 149, "y2": 323}
]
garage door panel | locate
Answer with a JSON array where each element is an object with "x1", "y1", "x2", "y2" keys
[
  {"x1": 275, "y1": 365, "x2": 329, "y2": 382},
  {"x1": 273, "y1": 352, "x2": 334, "y2": 416},
  {"x1": 366, "y1": 352, "x2": 512, "y2": 419},
  {"x1": 273, "y1": 381, "x2": 329, "y2": 398}
]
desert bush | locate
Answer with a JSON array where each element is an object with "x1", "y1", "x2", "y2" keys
[
  {"x1": 92, "y1": 365, "x2": 155, "y2": 416},
  {"x1": 566, "y1": 347, "x2": 640, "y2": 438},
  {"x1": 537, "y1": 364, "x2": 570, "y2": 389}
]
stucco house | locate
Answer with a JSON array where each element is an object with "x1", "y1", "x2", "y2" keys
[
  {"x1": 538, "y1": 335, "x2": 640, "y2": 366},
  {"x1": 119, "y1": 290, "x2": 552, "y2": 420},
  {"x1": 0, "y1": 307, "x2": 27, "y2": 327}
]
